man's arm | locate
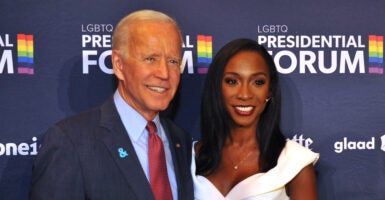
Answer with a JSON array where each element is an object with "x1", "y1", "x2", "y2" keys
[{"x1": 30, "y1": 126, "x2": 85, "y2": 200}]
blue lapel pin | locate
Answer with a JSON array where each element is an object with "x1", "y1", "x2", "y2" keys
[{"x1": 118, "y1": 147, "x2": 128, "y2": 158}]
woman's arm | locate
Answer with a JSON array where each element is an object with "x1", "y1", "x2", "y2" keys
[{"x1": 286, "y1": 164, "x2": 317, "y2": 200}]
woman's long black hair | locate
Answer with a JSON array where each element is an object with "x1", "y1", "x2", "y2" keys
[{"x1": 196, "y1": 38, "x2": 286, "y2": 176}]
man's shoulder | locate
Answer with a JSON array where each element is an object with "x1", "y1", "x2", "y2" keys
[
  {"x1": 53, "y1": 98, "x2": 116, "y2": 131},
  {"x1": 55, "y1": 106, "x2": 102, "y2": 130}
]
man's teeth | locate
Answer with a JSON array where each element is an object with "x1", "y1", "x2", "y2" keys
[
  {"x1": 148, "y1": 86, "x2": 166, "y2": 92},
  {"x1": 235, "y1": 106, "x2": 253, "y2": 112}
]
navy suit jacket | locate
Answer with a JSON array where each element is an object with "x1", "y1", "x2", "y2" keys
[{"x1": 30, "y1": 98, "x2": 193, "y2": 200}]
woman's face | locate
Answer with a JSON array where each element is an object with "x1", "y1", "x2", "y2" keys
[{"x1": 221, "y1": 50, "x2": 271, "y2": 128}]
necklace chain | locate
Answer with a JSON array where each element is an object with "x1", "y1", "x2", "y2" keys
[{"x1": 230, "y1": 146, "x2": 257, "y2": 170}]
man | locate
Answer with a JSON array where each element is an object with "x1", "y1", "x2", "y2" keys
[{"x1": 30, "y1": 10, "x2": 193, "y2": 200}]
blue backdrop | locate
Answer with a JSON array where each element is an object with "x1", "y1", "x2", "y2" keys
[{"x1": 1, "y1": 0, "x2": 385, "y2": 199}]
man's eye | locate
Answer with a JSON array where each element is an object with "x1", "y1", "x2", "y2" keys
[
  {"x1": 169, "y1": 59, "x2": 180, "y2": 65},
  {"x1": 145, "y1": 57, "x2": 155, "y2": 62}
]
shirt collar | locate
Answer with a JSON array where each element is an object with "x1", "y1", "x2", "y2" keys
[{"x1": 113, "y1": 90, "x2": 161, "y2": 141}]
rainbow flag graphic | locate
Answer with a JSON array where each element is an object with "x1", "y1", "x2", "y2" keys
[
  {"x1": 197, "y1": 35, "x2": 212, "y2": 74},
  {"x1": 17, "y1": 34, "x2": 34, "y2": 74},
  {"x1": 368, "y1": 35, "x2": 383, "y2": 74}
]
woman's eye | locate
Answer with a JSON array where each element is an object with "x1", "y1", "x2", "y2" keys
[
  {"x1": 255, "y1": 80, "x2": 266, "y2": 85},
  {"x1": 224, "y1": 78, "x2": 237, "y2": 85}
]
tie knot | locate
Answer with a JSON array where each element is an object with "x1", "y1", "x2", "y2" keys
[{"x1": 146, "y1": 121, "x2": 157, "y2": 136}]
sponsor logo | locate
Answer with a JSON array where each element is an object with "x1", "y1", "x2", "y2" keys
[
  {"x1": 196, "y1": 35, "x2": 212, "y2": 74},
  {"x1": 334, "y1": 137, "x2": 375, "y2": 153},
  {"x1": 368, "y1": 35, "x2": 383, "y2": 74},
  {"x1": 80, "y1": 23, "x2": 213, "y2": 75},
  {"x1": 257, "y1": 25, "x2": 383, "y2": 75},
  {"x1": 81, "y1": 24, "x2": 113, "y2": 74},
  {"x1": 17, "y1": 34, "x2": 34, "y2": 74},
  {"x1": 0, "y1": 33, "x2": 34, "y2": 75},
  {"x1": 381, "y1": 135, "x2": 385, "y2": 152},
  {"x1": 0, "y1": 137, "x2": 38, "y2": 156},
  {"x1": 181, "y1": 34, "x2": 213, "y2": 74},
  {"x1": 290, "y1": 134, "x2": 314, "y2": 149}
]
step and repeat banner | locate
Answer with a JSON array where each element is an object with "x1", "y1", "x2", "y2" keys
[{"x1": 1, "y1": 0, "x2": 385, "y2": 199}]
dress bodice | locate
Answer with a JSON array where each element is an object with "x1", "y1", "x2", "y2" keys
[{"x1": 191, "y1": 140, "x2": 319, "y2": 200}]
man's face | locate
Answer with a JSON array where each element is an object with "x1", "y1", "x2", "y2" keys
[{"x1": 113, "y1": 21, "x2": 182, "y2": 120}]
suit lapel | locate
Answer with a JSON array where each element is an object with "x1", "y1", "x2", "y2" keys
[
  {"x1": 161, "y1": 118, "x2": 186, "y2": 199},
  {"x1": 97, "y1": 98, "x2": 154, "y2": 200}
]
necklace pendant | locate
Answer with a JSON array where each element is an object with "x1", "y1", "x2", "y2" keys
[{"x1": 234, "y1": 165, "x2": 238, "y2": 170}]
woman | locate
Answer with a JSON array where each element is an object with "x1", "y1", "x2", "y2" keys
[{"x1": 192, "y1": 39, "x2": 319, "y2": 200}]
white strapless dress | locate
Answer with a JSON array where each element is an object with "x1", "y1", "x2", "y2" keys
[{"x1": 191, "y1": 140, "x2": 319, "y2": 200}]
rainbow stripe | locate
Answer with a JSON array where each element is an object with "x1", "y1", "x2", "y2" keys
[
  {"x1": 197, "y1": 35, "x2": 212, "y2": 74},
  {"x1": 368, "y1": 35, "x2": 383, "y2": 74},
  {"x1": 17, "y1": 34, "x2": 34, "y2": 74}
]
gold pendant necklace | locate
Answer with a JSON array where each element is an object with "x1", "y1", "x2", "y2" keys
[{"x1": 231, "y1": 146, "x2": 256, "y2": 170}]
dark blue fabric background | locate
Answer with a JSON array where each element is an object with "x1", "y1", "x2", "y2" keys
[{"x1": 1, "y1": 0, "x2": 385, "y2": 199}]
